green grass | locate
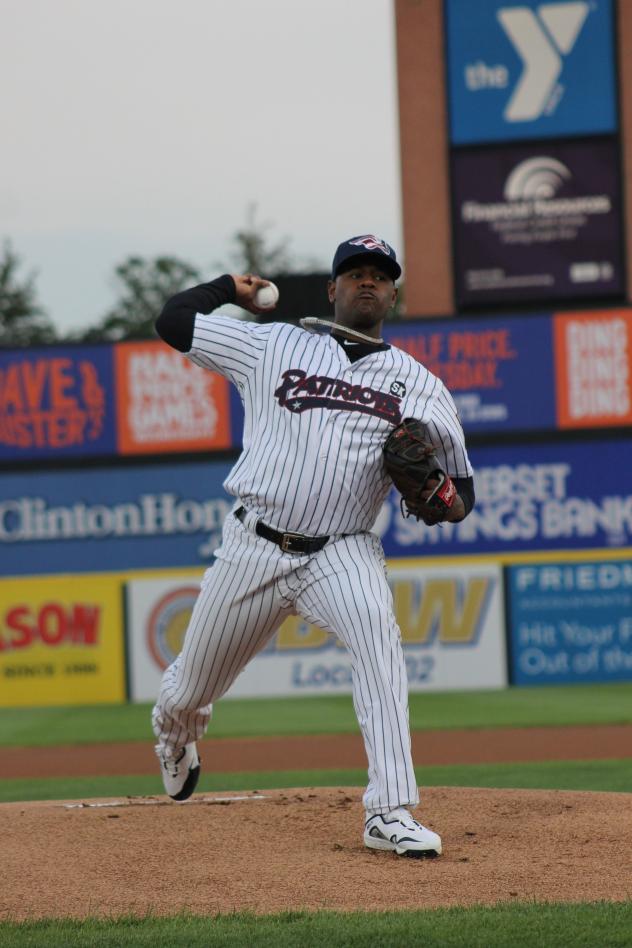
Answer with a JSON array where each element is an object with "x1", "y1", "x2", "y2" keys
[
  {"x1": 2, "y1": 902, "x2": 632, "y2": 947},
  {"x1": 2, "y1": 758, "x2": 631, "y2": 804},
  {"x1": 2, "y1": 683, "x2": 632, "y2": 747}
]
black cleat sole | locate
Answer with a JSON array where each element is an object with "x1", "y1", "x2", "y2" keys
[{"x1": 403, "y1": 849, "x2": 440, "y2": 859}]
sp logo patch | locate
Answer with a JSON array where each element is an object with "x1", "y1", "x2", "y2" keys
[{"x1": 390, "y1": 380, "x2": 406, "y2": 398}]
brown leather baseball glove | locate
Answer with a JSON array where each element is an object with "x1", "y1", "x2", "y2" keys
[{"x1": 383, "y1": 418, "x2": 457, "y2": 524}]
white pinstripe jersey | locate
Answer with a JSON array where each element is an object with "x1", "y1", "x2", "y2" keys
[{"x1": 187, "y1": 314, "x2": 473, "y2": 536}]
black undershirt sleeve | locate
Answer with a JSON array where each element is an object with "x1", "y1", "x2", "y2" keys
[
  {"x1": 155, "y1": 274, "x2": 236, "y2": 353},
  {"x1": 453, "y1": 476, "x2": 475, "y2": 519}
]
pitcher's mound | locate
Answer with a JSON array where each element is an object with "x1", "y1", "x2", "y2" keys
[{"x1": 3, "y1": 786, "x2": 631, "y2": 920}]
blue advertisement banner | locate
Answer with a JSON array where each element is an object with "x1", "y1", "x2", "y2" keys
[
  {"x1": 3, "y1": 436, "x2": 631, "y2": 574},
  {"x1": 377, "y1": 437, "x2": 632, "y2": 558},
  {"x1": 384, "y1": 314, "x2": 555, "y2": 432},
  {"x1": 451, "y1": 139, "x2": 624, "y2": 307},
  {"x1": 0, "y1": 346, "x2": 117, "y2": 461},
  {"x1": 0, "y1": 460, "x2": 234, "y2": 576},
  {"x1": 508, "y1": 560, "x2": 632, "y2": 684},
  {"x1": 444, "y1": 0, "x2": 617, "y2": 144}
]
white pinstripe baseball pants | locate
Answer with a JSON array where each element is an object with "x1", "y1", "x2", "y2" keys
[{"x1": 152, "y1": 510, "x2": 419, "y2": 813}]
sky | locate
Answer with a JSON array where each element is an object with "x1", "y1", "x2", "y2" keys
[{"x1": 2, "y1": 0, "x2": 402, "y2": 334}]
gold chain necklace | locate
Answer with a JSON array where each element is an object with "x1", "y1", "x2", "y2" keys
[{"x1": 299, "y1": 317, "x2": 384, "y2": 345}]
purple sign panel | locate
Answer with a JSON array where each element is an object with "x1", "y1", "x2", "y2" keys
[
  {"x1": 451, "y1": 138, "x2": 624, "y2": 307},
  {"x1": 0, "y1": 346, "x2": 116, "y2": 461},
  {"x1": 384, "y1": 313, "x2": 555, "y2": 432}
]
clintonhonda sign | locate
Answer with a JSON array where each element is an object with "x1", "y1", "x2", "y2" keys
[
  {"x1": 0, "y1": 494, "x2": 225, "y2": 542},
  {"x1": 0, "y1": 461, "x2": 233, "y2": 576}
]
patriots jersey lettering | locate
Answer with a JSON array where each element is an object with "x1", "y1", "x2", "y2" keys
[{"x1": 274, "y1": 369, "x2": 402, "y2": 422}]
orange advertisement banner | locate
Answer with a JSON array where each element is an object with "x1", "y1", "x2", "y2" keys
[
  {"x1": 554, "y1": 310, "x2": 632, "y2": 429},
  {"x1": 0, "y1": 575, "x2": 125, "y2": 707},
  {"x1": 114, "y1": 340, "x2": 230, "y2": 454}
]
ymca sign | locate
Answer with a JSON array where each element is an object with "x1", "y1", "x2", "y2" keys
[{"x1": 444, "y1": 0, "x2": 617, "y2": 144}]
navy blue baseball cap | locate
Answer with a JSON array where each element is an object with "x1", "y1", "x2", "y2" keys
[{"x1": 331, "y1": 234, "x2": 401, "y2": 281}]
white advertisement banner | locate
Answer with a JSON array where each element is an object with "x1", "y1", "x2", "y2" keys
[{"x1": 127, "y1": 561, "x2": 507, "y2": 701}]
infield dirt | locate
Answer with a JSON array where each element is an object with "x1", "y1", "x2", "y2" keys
[
  {"x1": 2, "y1": 724, "x2": 632, "y2": 919},
  {"x1": 2, "y1": 785, "x2": 632, "y2": 919}
]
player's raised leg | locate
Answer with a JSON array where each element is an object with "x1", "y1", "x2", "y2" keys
[{"x1": 152, "y1": 513, "x2": 294, "y2": 799}]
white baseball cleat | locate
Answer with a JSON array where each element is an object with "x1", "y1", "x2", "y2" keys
[
  {"x1": 364, "y1": 807, "x2": 442, "y2": 857},
  {"x1": 156, "y1": 742, "x2": 201, "y2": 801}
]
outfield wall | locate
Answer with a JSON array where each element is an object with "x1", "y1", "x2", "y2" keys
[{"x1": 2, "y1": 310, "x2": 631, "y2": 706}]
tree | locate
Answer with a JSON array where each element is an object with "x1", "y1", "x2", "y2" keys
[
  {"x1": 0, "y1": 241, "x2": 56, "y2": 347},
  {"x1": 77, "y1": 255, "x2": 202, "y2": 342},
  {"x1": 224, "y1": 203, "x2": 293, "y2": 275}
]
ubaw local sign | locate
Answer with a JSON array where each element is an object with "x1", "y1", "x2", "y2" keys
[{"x1": 125, "y1": 562, "x2": 506, "y2": 700}]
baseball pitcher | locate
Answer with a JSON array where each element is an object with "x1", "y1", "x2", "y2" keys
[{"x1": 152, "y1": 235, "x2": 475, "y2": 857}]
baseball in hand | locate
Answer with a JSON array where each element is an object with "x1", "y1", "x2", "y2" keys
[{"x1": 254, "y1": 282, "x2": 279, "y2": 309}]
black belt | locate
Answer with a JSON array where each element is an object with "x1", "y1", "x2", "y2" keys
[{"x1": 235, "y1": 506, "x2": 331, "y2": 555}]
